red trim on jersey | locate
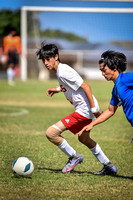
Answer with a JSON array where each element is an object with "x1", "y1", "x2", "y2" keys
[{"x1": 61, "y1": 112, "x2": 92, "y2": 134}]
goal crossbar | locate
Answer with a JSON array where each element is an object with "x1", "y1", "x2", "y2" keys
[
  {"x1": 22, "y1": 6, "x2": 133, "y2": 13},
  {"x1": 21, "y1": 6, "x2": 133, "y2": 81}
]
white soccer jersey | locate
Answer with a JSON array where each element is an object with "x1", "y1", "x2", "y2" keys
[{"x1": 56, "y1": 63, "x2": 99, "y2": 119}]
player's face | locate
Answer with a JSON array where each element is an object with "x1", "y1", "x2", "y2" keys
[
  {"x1": 43, "y1": 55, "x2": 58, "y2": 71},
  {"x1": 100, "y1": 63, "x2": 115, "y2": 81}
]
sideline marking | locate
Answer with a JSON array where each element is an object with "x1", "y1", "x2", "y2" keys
[{"x1": 0, "y1": 107, "x2": 29, "y2": 117}]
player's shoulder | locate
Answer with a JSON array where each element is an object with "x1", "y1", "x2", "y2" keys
[
  {"x1": 58, "y1": 63, "x2": 74, "y2": 75},
  {"x1": 120, "y1": 72, "x2": 133, "y2": 80},
  {"x1": 59, "y1": 63, "x2": 71, "y2": 69},
  {"x1": 4, "y1": 35, "x2": 11, "y2": 40},
  {"x1": 14, "y1": 35, "x2": 21, "y2": 39}
]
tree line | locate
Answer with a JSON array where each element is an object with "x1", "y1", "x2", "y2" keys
[{"x1": 0, "y1": 9, "x2": 87, "y2": 43}]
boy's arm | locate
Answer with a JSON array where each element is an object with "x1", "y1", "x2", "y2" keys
[
  {"x1": 80, "y1": 81, "x2": 101, "y2": 118},
  {"x1": 78, "y1": 104, "x2": 118, "y2": 136}
]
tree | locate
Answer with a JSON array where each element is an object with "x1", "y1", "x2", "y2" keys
[
  {"x1": 0, "y1": 9, "x2": 20, "y2": 37},
  {"x1": 39, "y1": 29, "x2": 88, "y2": 42}
]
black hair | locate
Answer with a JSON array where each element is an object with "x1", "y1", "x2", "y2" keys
[
  {"x1": 10, "y1": 27, "x2": 17, "y2": 32},
  {"x1": 99, "y1": 50, "x2": 127, "y2": 73},
  {"x1": 36, "y1": 42, "x2": 60, "y2": 61},
  {"x1": 4, "y1": 26, "x2": 17, "y2": 36}
]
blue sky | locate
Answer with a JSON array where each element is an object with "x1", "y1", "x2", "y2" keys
[{"x1": 0, "y1": 0, "x2": 133, "y2": 43}]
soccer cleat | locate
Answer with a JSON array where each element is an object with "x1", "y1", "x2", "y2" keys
[
  {"x1": 93, "y1": 165, "x2": 117, "y2": 176},
  {"x1": 62, "y1": 156, "x2": 83, "y2": 173}
]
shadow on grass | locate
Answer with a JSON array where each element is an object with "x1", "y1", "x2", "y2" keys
[
  {"x1": 38, "y1": 167, "x2": 133, "y2": 180},
  {"x1": 11, "y1": 175, "x2": 32, "y2": 179},
  {"x1": 38, "y1": 167, "x2": 92, "y2": 174},
  {"x1": 114, "y1": 174, "x2": 133, "y2": 180}
]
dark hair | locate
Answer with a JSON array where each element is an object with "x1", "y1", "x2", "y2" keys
[
  {"x1": 99, "y1": 50, "x2": 127, "y2": 73},
  {"x1": 10, "y1": 27, "x2": 17, "y2": 32},
  {"x1": 4, "y1": 26, "x2": 17, "y2": 36},
  {"x1": 36, "y1": 42, "x2": 60, "y2": 61}
]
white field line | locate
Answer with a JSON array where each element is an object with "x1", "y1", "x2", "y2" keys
[
  {"x1": 0, "y1": 101, "x2": 72, "y2": 108},
  {"x1": 0, "y1": 107, "x2": 29, "y2": 117}
]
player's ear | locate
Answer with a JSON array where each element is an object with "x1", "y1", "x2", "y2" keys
[
  {"x1": 55, "y1": 54, "x2": 59, "y2": 61},
  {"x1": 114, "y1": 65, "x2": 117, "y2": 71}
]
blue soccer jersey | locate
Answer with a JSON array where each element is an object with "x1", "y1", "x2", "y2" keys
[{"x1": 110, "y1": 72, "x2": 133, "y2": 126}]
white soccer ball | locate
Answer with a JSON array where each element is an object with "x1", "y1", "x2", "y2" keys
[{"x1": 12, "y1": 157, "x2": 34, "y2": 177}]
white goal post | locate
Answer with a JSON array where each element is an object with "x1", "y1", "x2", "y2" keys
[{"x1": 21, "y1": 6, "x2": 133, "y2": 81}]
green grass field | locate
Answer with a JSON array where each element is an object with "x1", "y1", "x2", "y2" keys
[{"x1": 0, "y1": 79, "x2": 133, "y2": 200}]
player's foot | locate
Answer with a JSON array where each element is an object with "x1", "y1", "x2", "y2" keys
[
  {"x1": 8, "y1": 80, "x2": 15, "y2": 86},
  {"x1": 93, "y1": 164, "x2": 117, "y2": 176},
  {"x1": 62, "y1": 155, "x2": 83, "y2": 173}
]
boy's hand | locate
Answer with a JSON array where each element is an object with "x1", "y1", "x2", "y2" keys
[
  {"x1": 46, "y1": 87, "x2": 60, "y2": 97},
  {"x1": 78, "y1": 124, "x2": 94, "y2": 136}
]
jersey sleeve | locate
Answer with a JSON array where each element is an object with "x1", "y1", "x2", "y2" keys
[
  {"x1": 122, "y1": 73, "x2": 133, "y2": 87},
  {"x1": 110, "y1": 96, "x2": 120, "y2": 106},
  {"x1": 110, "y1": 87, "x2": 121, "y2": 107},
  {"x1": 60, "y1": 68, "x2": 83, "y2": 91}
]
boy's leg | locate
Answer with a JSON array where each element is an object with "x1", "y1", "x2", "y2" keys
[
  {"x1": 46, "y1": 121, "x2": 65, "y2": 146},
  {"x1": 78, "y1": 131, "x2": 117, "y2": 175},
  {"x1": 7, "y1": 65, "x2": 15, "y2": 86},
  {"x1": 46, "y1": 121, "x2": 83, "y2": 172}
]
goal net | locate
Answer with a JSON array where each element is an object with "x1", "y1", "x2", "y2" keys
[{"x1": 21, "y1": 6, "x2": 133, "y2": 81}]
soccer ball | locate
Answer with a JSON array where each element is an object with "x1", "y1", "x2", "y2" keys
[{"x1": 12, "y1": 157, "x2": 34, "y2": 177}]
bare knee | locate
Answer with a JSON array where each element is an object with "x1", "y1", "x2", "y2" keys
[{"x1": 46, "y1": 126, "x2": 53, "y2": 140}]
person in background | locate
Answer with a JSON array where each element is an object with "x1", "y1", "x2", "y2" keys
[{"x1": 3, "y1": 27, "x2": 21, "y2": 86}]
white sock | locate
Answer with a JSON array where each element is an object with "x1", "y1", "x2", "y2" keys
[
  {"x1": 58, "y1": 139, "x2": 76, "y2": 157},
  {"x1": 7, "y1": 68, "x2": 14, "y2": 81},
  {"x1": 90, "y1": 143, "x2": 110, "y2": 165}
]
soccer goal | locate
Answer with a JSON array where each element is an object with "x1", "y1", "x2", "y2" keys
[{"x1": 21, "y1": 6, "x2": 133, "y2": 81}]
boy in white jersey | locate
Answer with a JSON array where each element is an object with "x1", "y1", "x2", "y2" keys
[{"x1": 36, "y1": 43, "x2": 117, "y2": 175}]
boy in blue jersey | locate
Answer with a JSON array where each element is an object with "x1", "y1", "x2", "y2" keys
[{"x1": 79, "y1": 50, "x2": 133, "y2": 174}]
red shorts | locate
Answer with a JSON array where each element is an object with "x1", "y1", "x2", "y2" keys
[{"x1": 61, "y1": 112, "x2": 92, "y2": 135}]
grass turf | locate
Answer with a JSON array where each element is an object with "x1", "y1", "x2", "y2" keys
[{"x1": 0, "y1": 79, "x2": 133, "y2": 200}]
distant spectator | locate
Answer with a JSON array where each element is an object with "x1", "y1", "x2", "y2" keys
[{"x1": 3, "y1": 27, "x2": 21, "y2": 86}]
